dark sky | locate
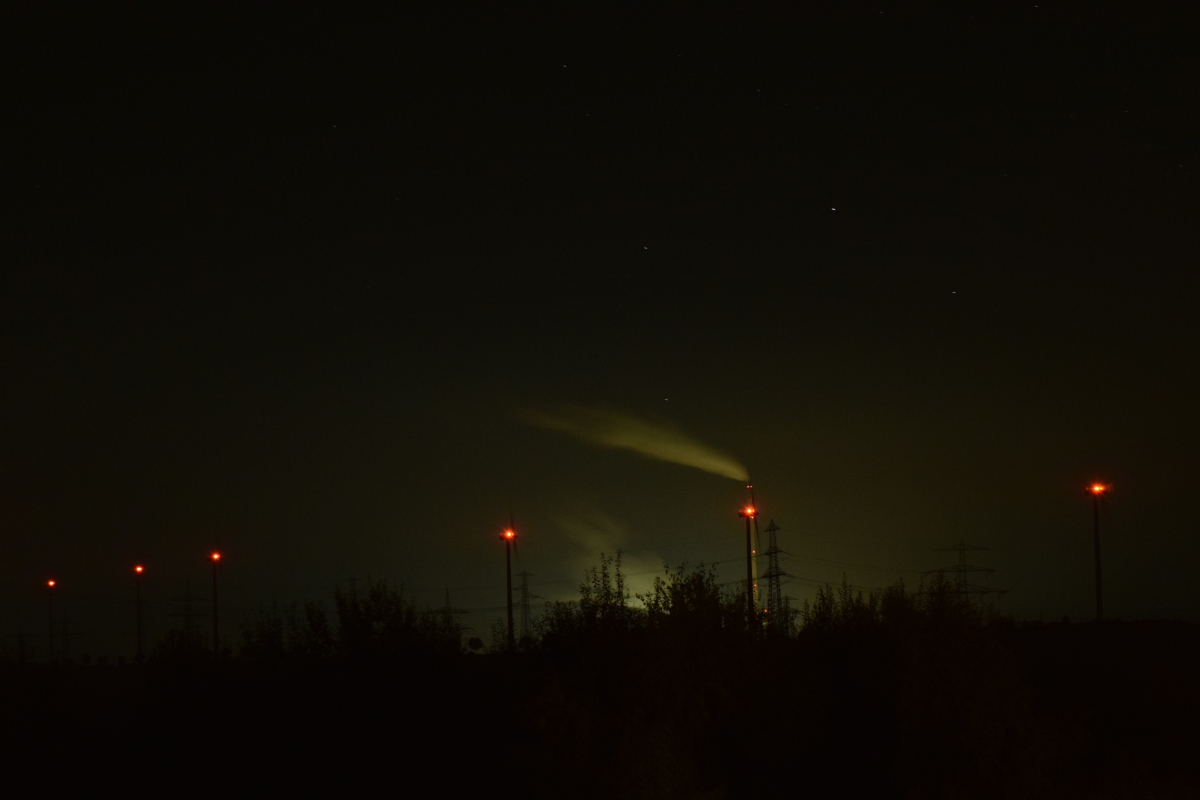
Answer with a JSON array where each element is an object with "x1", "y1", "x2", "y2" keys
[{"x1": 4, "y1": 2, "x2": 1199, "y2": 657}]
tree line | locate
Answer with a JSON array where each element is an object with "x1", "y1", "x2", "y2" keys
[{"x1": 225, "y1": 553, "x2": 989, "y2": 664}]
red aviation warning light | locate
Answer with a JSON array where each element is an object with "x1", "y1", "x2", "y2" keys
[
  {"x1": 1088, "y1": 482, "x2": 1109, "y2": 622},
  {"x1": 47, "y1": 580, "x2": 56, "y2": 588},
  {"x1": 211, "y1": 552, "x2": 221, "y2": 562},
  {"x1": 500, "y1": 521, "x2": 517, "y2": 650},
  {"x1": 134, "y1": 565, "x2": 144, "y2": 574},
  {"x1": 737, "y1": 504, "x2": 757, "y2": 628}
]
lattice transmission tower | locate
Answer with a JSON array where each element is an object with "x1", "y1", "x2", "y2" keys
[
  {"x1": 929, "y1": 541, "x2": 1007, "y2": 603},
  {"x1": 516, "y1": 571, "x2": 541, "y2": 645},
  {"x1": 441, "y1": 590, "x2": 470, "y2": 646},
  {"x1": 168, "y1": 581, "x2": 209, "y2": 652},
  {"x1": 760, "y1": 520, "x2": 792, "y2": 634}
]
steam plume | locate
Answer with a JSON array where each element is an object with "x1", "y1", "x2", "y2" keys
[{"x1": 522, "y1": 405, "x2": 748, "y2": 481}]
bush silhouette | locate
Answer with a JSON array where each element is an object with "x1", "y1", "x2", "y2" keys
[{"x1": 239, "y1": 579, "x2": 462, "y2": 662}]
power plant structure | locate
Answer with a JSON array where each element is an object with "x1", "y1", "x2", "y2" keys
[{"x1": 740, "y1": 485, "x2": 794, "y2": 632}]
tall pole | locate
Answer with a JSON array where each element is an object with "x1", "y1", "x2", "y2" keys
[
  {"x1": 739, "y1": 506, "x2": 756, "y2": 631},
  {"x1": 749, "y1": 485, "x2": 761, "y2": 612},
  {"x1": 745, "y1": 514, "x2": 754, "y2": 628},
  {"x1": 501, "y1": 525, "x2": 516, "y2": 651},
  {"x1": 47, "y1": 580, "x2": 56, "y2": 664},
  {"x1": 1091, "y1": 485, "x2": 1105, "y2": 622},
  {"x1": 134, "y1": 566, "x2": 144, "y2": 662},
  {"x1": 211, "y1": 552, "x2": 221, "y2": 656},
  {"x1": 506, "y1": 537, "x2": 514, "y2": 650}
]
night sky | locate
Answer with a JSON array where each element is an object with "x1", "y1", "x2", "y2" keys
[{"x1": 5, "y1": 2, "x2": 1199, "y2": 658}]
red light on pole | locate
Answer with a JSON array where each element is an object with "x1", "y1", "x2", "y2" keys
[
  {"x1": 210, "y1": 552, "x2": 221, "y2": 657},
  {"x1": 1088, "y1": 482, "x2": 1109, "y2": 621},
  {"x1": 738, "y1": 507, "x2": 757, "y2": 631},
  {"x1": 133, "y1": 566, "x2": 145, "y2": 661},
  {"x1": 500, "y1": 524, "x2": 517, "y2": 650},
  {"x1": 46, "y1": 579, "x2": 56, "y2": 664}
]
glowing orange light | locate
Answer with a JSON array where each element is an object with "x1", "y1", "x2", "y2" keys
[
  {"x1": 211, "y1": 552, "x2": 221, "y2": 561},
  {"x1": 502, "y1": 529, "x2": 515, "y2": 540},
  {"x1": 1090, "y1": 483, "x2": 1108, "y2": 496},
  {"x1": 47, "y1": 580, "x2": 56, "y2": 588},
  {"x1": 134, "y1": 565, "x2": 144, "y2": 573},
  {"x1": 745, "y1": 506, "x2": 756, "y2": 517}
]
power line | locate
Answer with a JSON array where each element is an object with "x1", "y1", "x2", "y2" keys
[
  {"x1": 927, "y1": 541, "x2": 1008, "y2": 602},
  {"x1": 786, "y1": 554, "x2": 926, "y2": 574}
]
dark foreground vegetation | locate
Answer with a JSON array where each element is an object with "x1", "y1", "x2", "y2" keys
[{"x1": 3, "y1": 557, "x2": 1197, "y2": 798}]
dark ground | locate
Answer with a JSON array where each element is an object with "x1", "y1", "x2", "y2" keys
[{"x1": 3, "y1": 620, "x2": 1197, "y2": 798}]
